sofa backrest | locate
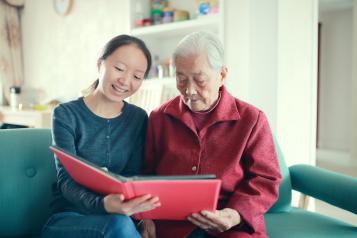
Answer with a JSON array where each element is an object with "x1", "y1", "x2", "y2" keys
[
  {"x1": 0, "y1": 128, "x2": 56, "y2": 237},
  {"x1": 267, "y1": 137, "x2": 292, "y2": 213},
  {"x1": 0, "y1": 128, "x2": 291, "y2": 236}
]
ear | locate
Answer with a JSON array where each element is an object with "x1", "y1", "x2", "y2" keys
[
  {"x1": 220, "y1": 66, "x2": 228, "y2": 83},
  {"x1": 97, "y1": 59, "x2": 102, "y2": 72}
]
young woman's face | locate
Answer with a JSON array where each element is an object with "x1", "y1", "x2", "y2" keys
[
  {"x1": 175, "y1": 54, "x2": 226, "y2": 112},
  {"x1": 97, "y1": 44, "x2": 147, "y2": 102}
]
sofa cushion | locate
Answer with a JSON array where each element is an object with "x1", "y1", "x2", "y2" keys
[
  {"x1": 265, "y1": 207, "x2": 357, "y2": 237},
  {"x1": 0, "y1": 129, "x2": 56, "y2": 237}
]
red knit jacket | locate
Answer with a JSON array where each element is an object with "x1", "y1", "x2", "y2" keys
[{"x1": 144, "y1": 86, "x2": 281, "y2": 238}]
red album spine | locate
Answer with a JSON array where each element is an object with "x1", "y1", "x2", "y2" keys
[{"x1": 127, "y1": 182, "x2": 143, "y2": 220}]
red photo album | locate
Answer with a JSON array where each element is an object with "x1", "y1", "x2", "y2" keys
[{"x1": 50, "y1": 146, "x2": 221, "y2": 220}]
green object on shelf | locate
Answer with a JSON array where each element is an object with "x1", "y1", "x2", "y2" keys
[
  {"x1": 32, "y1": 104, "x2": 48, "y2": 111},
  {"x1": 151, "y1": 8, "x2": 162, "y2": 25}
]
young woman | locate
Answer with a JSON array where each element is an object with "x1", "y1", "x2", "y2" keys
[{"x1": 42, "y1": 35, "x2": 160, "y2": 238}]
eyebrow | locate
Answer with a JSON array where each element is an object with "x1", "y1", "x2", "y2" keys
[
  {"x1": 176, "y1": 71, "x2": 185, "y2": 75},
  {"x1": 176, "y1": 71, "x2": 202, "y2": 76}
]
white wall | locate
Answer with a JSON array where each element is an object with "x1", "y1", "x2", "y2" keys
[
  {"x1": 21, "y1": 0, "x2": 129, "y2": 103},
  {"x1": 248, "y1": 0, "x2": 278, "y2": 133},
  {"x1": 225, "y1": 0, "x2": 278, "y2": 133},
  {"x1": 318, "y1": 9, "x2": 353, "y2": 151},
  {"x1": 277, "y1": 0, "x2": 318, "y2": 167},
  {"x1": 352, "y1": 0, "x2": 357, "y2": 161},
  {"x1": 224, "y1": 0, "x2": 251, "y2": 101},
  {"x1": 225, "y1": 0, "x2": 318, "y2": 167}
]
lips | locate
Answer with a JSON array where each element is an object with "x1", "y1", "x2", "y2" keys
[
  {"x1": 185, "y1": 99, "x2": 200, "y2": 106},
  {"x1": 112, "y1": 84, "x2": 128, "y2": 94},
  {"x1": 185, "y1": 97, "x2": 199, "y2": 102}
]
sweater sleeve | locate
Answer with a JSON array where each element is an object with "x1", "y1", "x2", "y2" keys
[
  {"x1": 52, "y1": 105, "x2": 106, "y2": 214},
  {"x1": 225, "y1": 111, "x2": 281, "y2": 233}
]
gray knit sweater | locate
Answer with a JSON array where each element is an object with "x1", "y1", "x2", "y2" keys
[{"x1": 51, "y1": 97, "x2": 148, "y2": 214}]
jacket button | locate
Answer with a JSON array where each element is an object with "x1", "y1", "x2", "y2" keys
[{"x1": 192, "y1": 166, "x2": 197, "y2": 172}]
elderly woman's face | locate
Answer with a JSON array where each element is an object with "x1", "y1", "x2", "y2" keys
[{"x1": 175, "y1": 54, "x2": 225, "y2": 112}]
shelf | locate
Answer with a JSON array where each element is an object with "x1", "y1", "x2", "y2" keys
[
  {"x1": 131, "y1": 15, "x2": 221, "y2": 38},
  {"x1": 126, "y1": 0, "x2": 223, "y2": 112},
  {"x1": 0, "y1": 106, "x2": 52, "y2": 128}
]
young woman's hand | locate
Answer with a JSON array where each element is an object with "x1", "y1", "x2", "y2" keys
[
  {"x1": 187, "y1": 208, "x2": 241, "y2": 234},
  {"x1": 103, "y1": 194, "x2": 160, "y2": 216},
  {"x1": 139, "y1": 219, "x2": 156, "y2": 238}
]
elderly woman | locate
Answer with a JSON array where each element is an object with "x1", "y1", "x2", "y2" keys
[{"x1": 142, "y1": 31, "x2": 281, "y2": 238}]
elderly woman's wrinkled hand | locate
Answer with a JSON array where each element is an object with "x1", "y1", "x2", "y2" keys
[
  {"x1": 139, "y1": 219, "x2": 156, "y2": 238},
  {"x1": 188, "y1": 208, "x2": 241, "y2": 234}
]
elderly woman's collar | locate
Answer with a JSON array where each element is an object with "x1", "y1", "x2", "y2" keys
[{"x1": 163, "y1": 86, "x2": 241, "y2": 130}]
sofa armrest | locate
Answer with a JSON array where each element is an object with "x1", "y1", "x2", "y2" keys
[{"x1": 289, "y1": 164, "x2": 357, "y2": 214}]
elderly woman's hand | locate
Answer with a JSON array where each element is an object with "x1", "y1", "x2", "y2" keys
[
  {"x1": 187, "y1": 208, "x2": 241, "y2": 234},
  {"x1": 139, "y1": 219, "x2": 156, "y2": 238}
]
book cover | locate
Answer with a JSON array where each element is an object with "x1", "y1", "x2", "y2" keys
[{"x1": 50, "y1": 145, "x2": 221, "y2": 220}]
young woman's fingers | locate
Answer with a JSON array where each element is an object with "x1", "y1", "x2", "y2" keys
[
  {"x1": 125, "y1": 194, "x2": 152, "y2": 207},
  {"x1": 135, "y1": 200, "x2": 161, "y2": 213},
  {"x1": 146, "y1": 196, "x2": 159, "y2": 204},
  {"x1": 121, "y1": 195, "x2": 160, "y2": 214},
  {"x1": 118, "y1": 194, "x2": 125, "y2": 201},
  {"x1": 136, "y1": 196, "x2": 160, "y2": 207}
]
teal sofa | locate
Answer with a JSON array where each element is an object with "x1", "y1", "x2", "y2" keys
[
  {"x1": 266, "y1": 138, "x2": 357, "y2": 237},
  {"x1": 0, "y1": 128, "x2": 356, "y2": 237}
]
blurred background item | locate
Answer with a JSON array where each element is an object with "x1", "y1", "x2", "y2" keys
[
  {"x1": 162, "y1": 7, "x2": 174, "y2": 23},
  {"x1": 9, "y1": 86, "x2": 21, "y2": 110},
  {"x1": 173, "y1": 10, "x2": 189, "y2": 21},
  {"x1": 196, "y1": 0, "x2": 219, "y2": 16}
]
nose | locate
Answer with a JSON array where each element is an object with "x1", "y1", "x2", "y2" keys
[
  {"x1": 119, "y1": 72, "x2": 130, "y2": 86},
  {"x1": 185, "y1": 81, "x2": 197, "y2": 96}
]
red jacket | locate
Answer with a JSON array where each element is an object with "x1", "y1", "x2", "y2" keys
[{"x1": 144, "y1": 86, "x2": 281, "y2": 238}]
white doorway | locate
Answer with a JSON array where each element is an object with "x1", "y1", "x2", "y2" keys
[{"x1": 317, "y1": 0, "x2": 357, "y2": 225}]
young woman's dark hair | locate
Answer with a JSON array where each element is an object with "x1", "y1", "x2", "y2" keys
[{"x1": 86, "y1": 35, "x2": 152, "y2": 93}]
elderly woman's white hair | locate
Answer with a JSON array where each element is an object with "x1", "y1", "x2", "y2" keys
[{"x1": 173, "y1": 31, "x2": 224, "y2": 71}]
